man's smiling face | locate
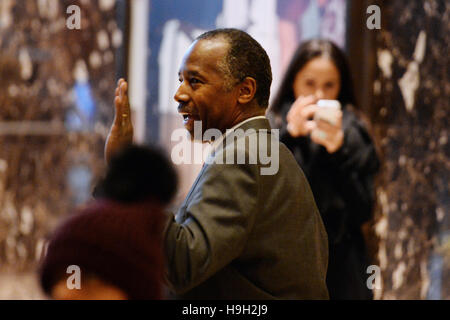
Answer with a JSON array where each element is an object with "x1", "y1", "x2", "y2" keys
[{"x1": 174, "y1": 38, "x2": 241, "y2": 139}]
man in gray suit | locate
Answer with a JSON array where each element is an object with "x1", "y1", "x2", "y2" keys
[{"x1": 106, "y1": 28, "x2": 328, "y2": 299}]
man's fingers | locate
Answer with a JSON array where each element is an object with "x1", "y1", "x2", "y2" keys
[
  {"x1": 120, "y1": 82, "x2": 128, "y2": 99},
  {"x1": 120, "y1": 83, "x2": 129, "y2": 111},
  {"x1": 114, "y1": 96, "x2": 122, "y2": 113},
  {"x1": 116, "y1": 79, "x2": 125, "y2": 96},
  {"x1": 113, "y1": 79, "x2": 132, "y2": 126}
]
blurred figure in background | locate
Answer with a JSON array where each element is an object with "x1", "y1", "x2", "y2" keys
[
  {"x1": 269, "y1": 39, "x2": 380, "y2": 299},
  {"x1": 39, "y1": 145, "x2": 178, "y2": 299}
]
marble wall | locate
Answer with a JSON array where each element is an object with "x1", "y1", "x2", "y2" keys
[
  {"x1": 0, "y1": 0, "x2": 124, "y2": 298},
  {"x1": 369, "y1": 0, "x2": 449, "y2": 299}
]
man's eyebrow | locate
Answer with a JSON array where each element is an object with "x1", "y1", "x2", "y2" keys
[
  {"x1": 178, "y1": 70, "x2": 201, "y2": 76},
  {"x1": 178, "y1": 70, "x2": 205, "y2": 79},
  {"x1": 187, "y1": 70, "x2": 202, "y2": 77}
]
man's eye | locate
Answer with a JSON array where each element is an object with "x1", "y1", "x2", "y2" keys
[{"x1": 190, "y1": 78, "x2": 200, "y2": 84}]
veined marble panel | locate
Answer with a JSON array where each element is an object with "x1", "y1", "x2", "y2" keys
[
  {"x1": 0, "y1": 0, "x2": 124, "y2": 299},
  {"x1": 369, "y1": 0, "x2": 449, "y2": 299}
]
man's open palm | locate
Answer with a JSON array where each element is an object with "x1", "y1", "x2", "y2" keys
[{"x1": 105, "y1": 78, "x2": 134, "y2": 164}]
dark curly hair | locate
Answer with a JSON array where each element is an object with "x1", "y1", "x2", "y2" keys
[
  {"x1": 196, "y1": 28, "x2": 272, "y2": 108},
  {"x1": 95, "y1": 145, "x2": 178, "y2": 204}
]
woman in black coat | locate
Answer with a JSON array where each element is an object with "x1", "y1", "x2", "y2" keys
[{"x1": 269, "y1": 39, "x2": 380, "y2": 299}]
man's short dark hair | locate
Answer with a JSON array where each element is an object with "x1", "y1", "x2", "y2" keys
[{"x1": 196, "y1": 28, "x2": 272, "y2": 108}]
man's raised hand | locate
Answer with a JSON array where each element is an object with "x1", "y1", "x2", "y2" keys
[{"x1": 105, "y1": 79, "x2": 134, "y2": 164}]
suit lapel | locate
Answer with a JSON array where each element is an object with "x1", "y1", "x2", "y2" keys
[{"x1": 175, "y1": 118, "x2": 272, "y2": 222}]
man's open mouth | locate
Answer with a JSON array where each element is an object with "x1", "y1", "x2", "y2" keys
[
  {"x1": 179, "y1": 113, "x2": 199, "y2": 126},
  {"x1": 180, "y1": 113, "x2": 196, "y2": 119}
]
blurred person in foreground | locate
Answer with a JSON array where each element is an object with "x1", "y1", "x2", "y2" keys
[
  {"x1": 269, "y1": 39, "x2": 380, "y2": 299},
  {"x1": 104, "y1": 28, "x2": 329, "y2": 299},
  {"x1": 39, "y1": 145, "x2": 177, "y2": 299}
]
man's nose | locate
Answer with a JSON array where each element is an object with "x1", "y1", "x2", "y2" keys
[{"x1": 174, "y1": 84, "x2": 189, "y2": 103}]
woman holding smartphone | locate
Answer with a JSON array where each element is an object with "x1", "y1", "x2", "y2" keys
[{"x1": 269, "y1": 39, "x2": 380, "y2": 299}]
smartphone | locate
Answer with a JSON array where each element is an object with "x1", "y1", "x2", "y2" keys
[
  {"x1": 315, "y1": 99, "x2": 341, "y2": 125},
  {"x1": 317, "y1": 100, "x2": 341, "y2": 110}
]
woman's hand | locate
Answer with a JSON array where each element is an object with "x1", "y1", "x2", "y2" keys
[
  {"x1": 286, "y1": 95, "x2": 318, "y2": 137},
  {"x1": 311, "y1": 109, "x2": 344, "y2": 154},
  {"x1": 286, "y1": 95, "x2": 344, "y2": 153},
  {"x1": 104, "y1": 78, "x2": 134, "y2": 165}
]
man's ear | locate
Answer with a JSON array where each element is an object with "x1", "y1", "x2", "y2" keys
[{"x1": 237, "y1": 77, "x2": 257, "y2": 104}]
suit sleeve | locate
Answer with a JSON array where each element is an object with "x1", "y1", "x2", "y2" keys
[{"x1": 163, "y1": 162, "x2": 260, "y2": 294}]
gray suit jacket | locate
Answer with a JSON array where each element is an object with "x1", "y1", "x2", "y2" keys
[{"x1": 164, "y1": 118, "x2": 329, "y2": 299}]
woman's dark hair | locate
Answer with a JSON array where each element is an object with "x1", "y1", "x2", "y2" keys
[{"x1": 270, "y1": 39, "x2": 357, "y2": 114}]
